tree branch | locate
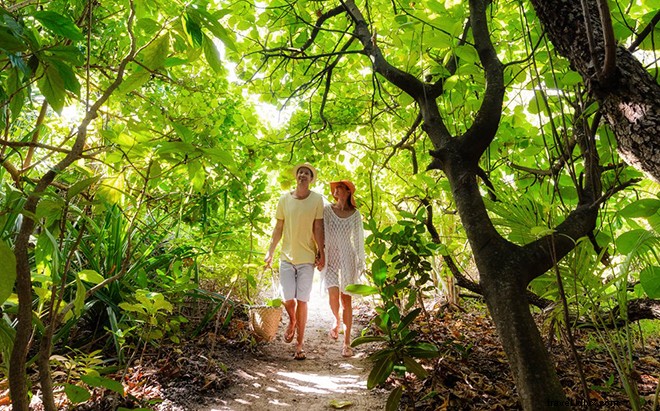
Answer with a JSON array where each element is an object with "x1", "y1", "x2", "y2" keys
[
  {"x1": 459, "y1": 0, "x2": 505, "y2": 163},
  {"x1": 627, "y1": 10, "x2": 660, "y2": 53}
]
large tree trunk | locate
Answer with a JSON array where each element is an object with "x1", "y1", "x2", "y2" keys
[
  {"x1": 442, "y1": 156, "x2": 569, "y2": 410},
  {"x1": 530, "y1": 0, "x2": 660, "y2": 182}
]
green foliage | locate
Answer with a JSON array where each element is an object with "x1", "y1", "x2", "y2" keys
[{"x1": 350, "y1": 213, "x2": 441, "y2": 408}]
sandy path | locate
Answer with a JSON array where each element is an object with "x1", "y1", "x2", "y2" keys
[{"x1": 197, "y1": 285, "x2": 389, "y2": 411}]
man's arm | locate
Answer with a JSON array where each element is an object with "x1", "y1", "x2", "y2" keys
[
  {"x1": 264, "y1": 219, "x2": 284, "y2": 268},
  {"x1": 313, "y1": 218, "x2": 325, "y2": 270}
]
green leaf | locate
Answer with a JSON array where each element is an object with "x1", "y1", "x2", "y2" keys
[
  {"x1": 619, "y1": 199, "x2": 660, "y2": 219},
  {"x1": 73, "y1": 277, "x2": 85, "y2": 317},
  {"x1": 49, "y1": 45, "x2": 85, "y2": 65},
  {"x1": 396, "y1": 308, "x2": 420, "y2": 332},
  {"x1": 351, "y1": 335, "x2": 387, "y2": 346},
  {"x1": 194, "y1": 9, "x2": 237, "y2": 53},
  {"x1": 63, "y1": 384, "x2": 91, "y2": 404},
  {"x1": 615, "y1": 229, "x2": 653, "y2": 254},
  {"x1": 33, "y1": 11, "x2": 84, "y2": 41},
  {"x1": 640, "y1": 266, "x2": 660, "y2": 298},
  {"x1": 386, "y1": 386, "x2": 403, "y2": 411},
  {"x1": 372, "y1": 258, "x2": 388, "y2": 286},
  {"x1": 367, "y1": 353, "x2": 395, "y2": 389},
  {"x1": 78, "y1": 269, "x2": 104, "y2": 285},
  {"x1": 406, "y1": 342, "x2": 440, "y2": 358},
  {"x1": 203, "y1": 34, "x2": 223, "y2": 74},
  {"x1": 38, "y1": 65, "x2": 66, "y2": 114},
  {"x1": 344, "y1": 284, "x2": 378, "y2": 296},
  {"x1": 48, "y1": 59, "x2": 80, "y2": 95},
  {"x1": 139, "y1": 34, "x2": 169, "y2": 70},
  {"x1": 67, "y1": 175, "x2": 101, "y2": 200},
  {"x1": 0, "y1": 240, "x2": 17, "y2": 305},
  {"x1": 402, "y1": 355, "x2": 427, "y2": 379},
  {"x1": 0, "y1": 28, "x2": 27, "y2": 52},
  {"x1": 185, "y1": 14, "x2": 203, "y2": 47},
  {"x1": 80, "y1": 374, "x2": 125, "y2": 395},
  {"x1": 118, "y1": 69, "x2": 150, "y2": 95}
]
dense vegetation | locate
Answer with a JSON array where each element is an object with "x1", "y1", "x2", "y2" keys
[{"x1": 1, "y1": 0, "x2": 658, "y2": 410}]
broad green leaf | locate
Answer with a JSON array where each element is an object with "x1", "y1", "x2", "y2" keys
[
  {"x1": 38, "y1": 65, "x2": 66, "y2": 114},
  {"x1": 406, "y1": 342, "x2": 440, "y2": 358},
  {"x1": 49, "y1": 45, "x2": 85, "y2": 65},
  {"x1": 67, "y1": 175, "x2": 101, "y2": 200},
  {"x1": 195, "y1": 9, "x2": 237, "y2": 53},
  {"x1": 203, "y1": 34, "x2": 223, "y2": 74},
  {"x1": 615, "y1": 229, "x2": 653, "y2": 254},
  {"x1": 73, "y1": 277, "x2": 85, "y2": 317},
  {"x1": 345, "y1": 284, "x2": 378, "y2": 296},
  {"x1": 63, "y1": 384, "x2": 91, "y2": 404},
  {"x1": 367, "y1": 353, "x2": 395, "y2": 389},
  {"x1": 454, "y1": 44, "x2": 478, "y2": 63},
  {"x1": 371, "y1": 258, "x2": 387, "y2": 286},
  {"x1": 351, "y1": 336, "x2": 387, "y2": 346},
  {"x1": 619, "y1": 199, "x2": 660, "y2": 219},
  {"x1": 185, "y1": 14, "x2": 203, "y2": 47},
  {"x1": 139, "y1": 34, "x2": 169, "y2": 70},
  {"x1": 396, "y1": 308, "x2": 421, "y2": 332},
  {"x1": 78, "y1": 269, "x2": 104, "y2": 285},
  {"x1": 48, "y1": 59, "x2": 80, "y2": 95},
  {"x1": 402, "y1": 356, "x2": 427, "y2": 379},
  {"x1": 118, "y1": 71, "x2": 150, "y2": 95},
  {"x1": 80, "y1": 374, "x2": 125, "y2": 395},
  {"x1": 640, "y1": 266, "x2": 660, "y2": 298},
  {"x1": 386, "y1": 386, "x2": 403, "y2": 411},
  {"x1": 33, "y1": 11, "x2": 84, "y2": 41},
  {"x1": 0, "y1": 28, "x2": 27, "y2": 52},
  {"x1": 0, "y1": 240, "x2": 17, "y2": 305}
]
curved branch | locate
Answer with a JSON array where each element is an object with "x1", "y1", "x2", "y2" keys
[
  {"x1": 459, "y1": 0, "x2": 505, "y2": 162},
  {"x1": 341, "y1": 0, "x2": 425, "y2": 98},
  {"x1": 628, "y1": 10, "x2": 660, "y2": 52},
  {"x1": 595, "y1": 0, "x2": 616, "y2": 81}
]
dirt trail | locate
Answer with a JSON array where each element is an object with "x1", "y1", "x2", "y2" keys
[{"x1": 197, "y1": 285, "x2": 389, "y2": 411}]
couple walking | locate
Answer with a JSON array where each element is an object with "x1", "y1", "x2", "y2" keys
[{"x1": 264, "y1": 163, "x2": 365, "y2": 360}]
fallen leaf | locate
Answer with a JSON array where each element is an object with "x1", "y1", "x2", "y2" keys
[{"x1": 329, "y1": 399, "x2": 353, "y2": 409}]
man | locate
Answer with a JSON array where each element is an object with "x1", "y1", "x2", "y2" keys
[{"x1": 264, "y1": 163, "x2": 325, "y2": 360}]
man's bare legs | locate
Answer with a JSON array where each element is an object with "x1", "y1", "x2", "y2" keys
[
  {"x1": 341, "y1": 293, "x2": 354, "y2": 357},
  {"x1": 283, "y1": 299, "x2": 297, "y2": 343},
  {"x1": 328, "y1": 287, "x2": 340, "y2": 339},
  {"x1": 295, "y1": 300, "x2": 308, "y2": 358}
]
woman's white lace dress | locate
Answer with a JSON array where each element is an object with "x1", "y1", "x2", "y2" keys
[{"x1": 322, "y1": 204, "x2": 366, "y2": 294}]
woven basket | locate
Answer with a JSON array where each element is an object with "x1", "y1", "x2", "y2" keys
[{"x1": 249, "y1": 305, "x2": 282, "y2": 342}]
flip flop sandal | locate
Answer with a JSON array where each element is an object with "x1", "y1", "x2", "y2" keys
[
  {"x1": 293, "y1": 350, "x2": 306, "y2": 360},
  {"x1": 342, "y1": 345, "x2": 354, "y2": 357}
]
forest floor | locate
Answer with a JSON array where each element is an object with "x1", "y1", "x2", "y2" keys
[{"x1": 5, "y1": 284, "x2": 659, "y2": 410}]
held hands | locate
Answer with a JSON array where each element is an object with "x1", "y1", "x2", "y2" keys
[{"x1": 315, "y1": 251, "x2": 325, "y2": 271}]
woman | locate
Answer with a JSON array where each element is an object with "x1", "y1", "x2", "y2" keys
[{"x1": 323, "y1": 179, "x2": 365, "y2": 357}]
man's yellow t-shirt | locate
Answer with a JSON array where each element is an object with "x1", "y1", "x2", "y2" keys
[{"x1": 276, "y1": 191, "x2": 324, "y2": 265}]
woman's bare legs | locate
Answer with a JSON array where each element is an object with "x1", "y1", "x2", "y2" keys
[
  {"x1": 340, "y1": 292, "x2": 354, "y2": 357},
  {"x1": 328, "y1": 286, "x2": 340, "y2": 339}
]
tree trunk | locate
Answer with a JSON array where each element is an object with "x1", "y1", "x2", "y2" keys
[
  {"x1": 530, "y1": 0, "x2": 660, "y2": 182},
  {"x1": 480, "y1": 268, "x2": 568, "y2": 410},
  {"x1": 444, "y1": 161, "x2": 569, "y2": 410}
]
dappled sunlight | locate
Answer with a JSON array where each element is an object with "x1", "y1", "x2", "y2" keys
[{"x1": 276, "y1": 370, "x2": 367, "y2": 394}]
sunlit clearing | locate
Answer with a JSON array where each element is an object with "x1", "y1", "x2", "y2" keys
[{"x1": 276, "y1": 370, "x2": 366, "y2": 394}]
